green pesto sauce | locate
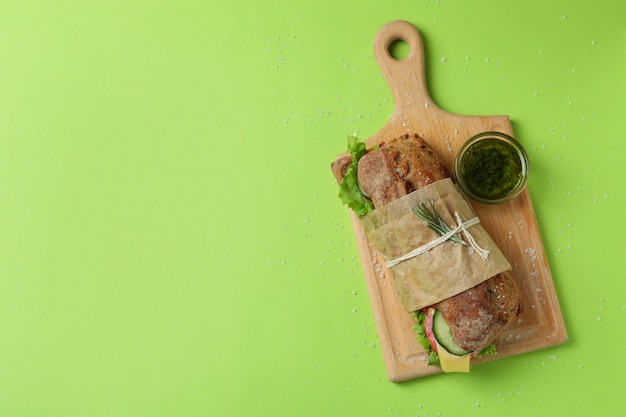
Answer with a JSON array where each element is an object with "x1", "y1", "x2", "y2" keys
[{"x1": 459, "y1": 139, "x2": 523, "y2": 199}]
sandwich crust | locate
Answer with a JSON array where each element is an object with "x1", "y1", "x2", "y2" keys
[
  {"x1": 356, "y1": 134, "x2": 449, "y2": 208},
  {"x1": 435, "y1": 271, "x2": 522, "y2": 352}
]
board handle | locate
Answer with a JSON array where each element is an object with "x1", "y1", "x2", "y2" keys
[
  {"x1": 368, "y1": 20, "x2": 444, "y2": 148},
  {"x1": 373, "y1": 20, "x2": 435, "y2": 110}
]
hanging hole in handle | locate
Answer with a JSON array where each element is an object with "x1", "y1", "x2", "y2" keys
[{"x1": 388, "y1": 38, "x2": 410, "y2": 60}]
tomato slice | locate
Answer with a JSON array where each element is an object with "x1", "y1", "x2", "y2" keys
[{"x1": 423, "y1": 307, "x2": 438, "y2": 353}]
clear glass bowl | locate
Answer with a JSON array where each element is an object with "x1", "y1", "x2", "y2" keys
[{"x1": 454, "y1": 131, "x2": 529, "y2": 204}]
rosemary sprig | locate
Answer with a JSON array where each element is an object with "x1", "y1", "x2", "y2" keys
[{"x1": 411, "y1": 200, "x2": 465, "y2": 245}]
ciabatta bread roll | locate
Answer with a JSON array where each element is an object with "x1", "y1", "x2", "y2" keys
[{"x1": 332, "y1": 133, "x2": 522, "y2": 355}]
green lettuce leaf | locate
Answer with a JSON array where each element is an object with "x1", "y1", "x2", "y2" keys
[
  {"x1": 412, "y1": 311, "x2": 440, "y2": 366},
  {"x1": 476, "y1": 343, "x2": 497, "y2": 358},
  {"x1": 338, "y1": 136, "x2": 374, "y2": 216}
]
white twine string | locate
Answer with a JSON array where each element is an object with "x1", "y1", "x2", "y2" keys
[{"x1": 385, "y1": 212, "x2": 490, "y2": 268}]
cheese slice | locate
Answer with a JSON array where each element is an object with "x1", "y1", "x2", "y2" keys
[{"x1": 435, "y1": 339, "x2": 471, "y2": 373}]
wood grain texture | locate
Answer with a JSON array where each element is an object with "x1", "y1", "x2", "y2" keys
[{"x1": 340, "y1": 21, "x2": 568, "y2": 381}]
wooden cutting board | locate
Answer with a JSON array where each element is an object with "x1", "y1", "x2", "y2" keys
[{"x1": 338, "y1": 20, "x2": 568, "y2": 381}]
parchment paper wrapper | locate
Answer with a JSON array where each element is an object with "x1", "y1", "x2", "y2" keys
[{"x1": 360, "y1": 178, "x2": 511, "y2": 312}]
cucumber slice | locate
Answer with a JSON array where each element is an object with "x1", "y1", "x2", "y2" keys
[{"x1": 432, "y1": 310, "x2": 473, "y2": 356}]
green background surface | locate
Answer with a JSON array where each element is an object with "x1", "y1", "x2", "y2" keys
[{"x1": 1, "y1": 0, "x2": 624, "y2": 416}]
